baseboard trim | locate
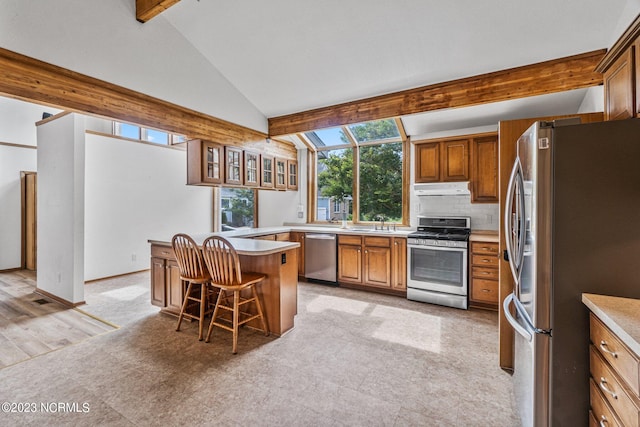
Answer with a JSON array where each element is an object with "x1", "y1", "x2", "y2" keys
[{"x1": 34, "y1": 288, "x2": 85, "y2": 308}]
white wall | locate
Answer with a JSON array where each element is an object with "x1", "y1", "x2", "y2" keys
[
  {"x1": 37, "y1": 113, "x2": 86, "y2": 304},
  {"x1": 578, "y1": 86, "x2": 604, "y2": 114},
  {"x1": 258, "y1": 148, "x2": 307, "y2": 226},
  {"x1": 84, "y1": 133, "x2": 214, "y2": 281},
  {"x1": 0, "y1": 97, "x2": 61, "y2": 146},
  {"x1": 0, "y1": 0, "x2": 267, "y2": 133},
  {"x1": 0, "y1": 145, "x2": 36, "y2": 269}
]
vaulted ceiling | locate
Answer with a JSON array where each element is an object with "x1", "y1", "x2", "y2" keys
[{"x1": 157, "y1": 0, "x2": 635, "y2": 139}]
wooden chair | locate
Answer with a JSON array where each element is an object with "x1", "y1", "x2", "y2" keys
[
  {"x1": 171, "y1": 233, "x2": 215, "y2": 341},
  {"x1": 201, "y1": 236, "x2": 269, "y2": 354}
]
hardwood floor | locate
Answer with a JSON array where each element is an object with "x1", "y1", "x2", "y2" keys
[{"x1": 0, "y1": 270, "x2": 116, "y2": 368}]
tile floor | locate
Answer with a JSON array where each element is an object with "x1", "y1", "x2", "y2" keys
[{"x1": 0, "y1": 271, "x2": 518, "y2": 426}]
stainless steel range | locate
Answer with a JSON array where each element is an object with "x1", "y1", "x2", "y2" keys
[{"x1": 407, "y1": 216, "x2": 470, "y2": 309}]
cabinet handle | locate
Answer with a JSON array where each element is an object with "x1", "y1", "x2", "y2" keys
[
  {"x1": 364, "y1": 250, "x2": 368, "y2": 254},
  {"x1": 599, "y1": 340, "x2": 618, "y2": 358},
  {"x1": 481, "y1": 289, "x2": 491, "y2": 293},
  {"x1": 482, "y1": 259, "x2": 489, "y2": 263},
  {"x1": 482, "y1": 271, "x2": 490, "y2": 275},
  {"x1": 599, "y1": 415, "x2": 609, "y2": 427},
  {"x1": 598, "y1": 377, "x2": 618, "y2": 400},
  {"x1": 161, "y1": 251, "x2": 170, "y2": 256}
]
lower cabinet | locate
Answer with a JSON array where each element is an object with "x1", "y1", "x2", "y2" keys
[
  {"x1": 337, "y1": 234, "x2": 406, "y2": 294},
  {"x1": 588, "y1": 313, "x2": 640, "y2": 427},
  {"x1": 289, "y1": 232, "x2": 305, "y2": 277},
  {"x1": 150, "y1": 245, "x2": 184, "y2": 315},
  {"x1": 469, "y1": 240, "x2": 499, "y2": 310}
]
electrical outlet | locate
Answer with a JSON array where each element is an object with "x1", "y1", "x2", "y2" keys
[
  {"x1": 131, "y1": 253, "x2": 137, "y2": 262},
  {"x1": 297, "y1": 211, "x2": 304, "y2": 218}
]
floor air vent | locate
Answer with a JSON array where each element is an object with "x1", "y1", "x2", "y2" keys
[{"x1": 33, "y1": 298, "x2": 50, "y2": 305}]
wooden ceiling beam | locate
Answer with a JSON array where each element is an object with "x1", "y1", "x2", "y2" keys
[
  {"x1": 268, "y1": 49, "x2": 607, "y2": 137},
  {"x1": 0, "y1": 47, "x2": 266, "y2": 146},
  {"x1": 136, "y1": 0, "x2": 181, "y2": 23}
]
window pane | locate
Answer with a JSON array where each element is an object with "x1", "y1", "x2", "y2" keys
[
  {"x1": 348, "y1": 119, "x2": 400, "y2": 143},
  {"x1": 305, "y1": 127, "x2": 350, "y2": 149},
  {"x1": 358, "y1": 142, "x2": 403, "y2": 222},
  {"x1": 220, "y1": 187, "x2": 254, "y2": 230},
  {"x1": 143, "y1": 128, "x2": 169, "y2": 145},
  {"x1": 316, "y1": 148, "x2": 353, "y2": 221},
  {"x1": 117, "y1": 123, "x2": 140, "y2": 139},
  {"x1": 172, "y1": 134, "x2": 186, "y2": 144}
]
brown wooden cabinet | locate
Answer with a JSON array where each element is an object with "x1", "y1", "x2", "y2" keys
[
  {"x1": 244, "y1": 150, "x2": 260, "y2": 187},
  {"x1": 287, "y1": 159, "x2": 298, "y2": 190},
  {"x1": 589, "y1": 314, "x2": 640, "y2": 427},
  {"x1": 338, "y1": 235, "x2": 363, "y2": 284},
  {"x1": 337, "y1": 234, "x2": 406, "y2": 294},
  {"x1": 150, "y1": 245, "x2": 184, "y2": 315},
  {"x1": 415, "y1": 138, "x2": 469, "y2": 183},
  {"x1": 470, "y1": 135, "x2": 498, "y2": 203},
  {"x1": 415, "y1": 142, "x2": 440, "y2": 182},
  {"x1": 363, "y1": 236, "x2": 392, "y2": 288},
  {"x1": 225, "y1": 146, "x2": 243, "y2": 185},
  {"x1": 596, "y1": 15, "x2": 640, "y2": 121},
  {"x1": 289, "y1": 232, "x2": 305, "y2": 277},
  {"x1": 186, "y1": 139, "x2": 224, "y2": 185},
  {"x1": 275, "y1": 157, "x2": 287, "y2": 190},
  {"x1": 261, "y1": 154, "x2": 274, "y2": 188},
  {"x1": 391, "y1": 237, "x2": 406, "y2": 291},
  {"x1": 603, "y1": 48, "x2": 635, "y2": 121},
  {"x1": 469, "y1": 240, "x2": 499, "y2": 310}
]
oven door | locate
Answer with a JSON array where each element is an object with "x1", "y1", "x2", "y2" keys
[{"x1": 407, "y1": 244, "x2": 468, "y2": 296}]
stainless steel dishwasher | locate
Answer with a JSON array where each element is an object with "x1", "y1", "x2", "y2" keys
[{"x1": 304, "y1": 233, "x2": 337, "y2": 283}]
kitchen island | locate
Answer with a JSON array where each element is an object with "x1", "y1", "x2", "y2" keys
[{"x1": 148, "y1": 234, "x2": 299, "y2": 336}]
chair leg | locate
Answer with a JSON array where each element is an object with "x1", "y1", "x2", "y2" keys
[
  {"x1": 176, "y1": 281, "x2": 193, "y2": 332},
  {"x1": 252, "y1": 285, "x2": 269, "y2": 336},
  {"x1": 198, "y1": 283, "x2": 207, "y2": 341},
  {"x1": 232, "y1": 290, "x2": 240, "y2": 354},
  {"x1": 205, "y1": 289, "x2": 225, "y2": 343}
]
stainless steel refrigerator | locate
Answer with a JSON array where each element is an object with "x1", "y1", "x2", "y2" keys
[{"x1": 503, "y1": 118, "x2": 640, "y2": 426}]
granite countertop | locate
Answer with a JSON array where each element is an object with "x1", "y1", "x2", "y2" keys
[
  {"x1": 582, "y1": 293, "x2": 640, "y2": 356},
  {"x1": 469, "y1": 230, "x2": 499, "y2": 242}
]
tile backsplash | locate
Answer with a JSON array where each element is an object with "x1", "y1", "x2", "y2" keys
[{"x1": 412, "y1": 195, "x2": 499, "y2": 230}]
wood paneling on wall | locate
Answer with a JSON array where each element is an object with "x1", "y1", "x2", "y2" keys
[{"x1": 269, "y1": 50, "x2": 606, "y2": 136}]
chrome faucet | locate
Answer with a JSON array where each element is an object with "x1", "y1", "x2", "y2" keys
[{"x1": 375, "y1": 215, "x2": 386, "y2": 231}]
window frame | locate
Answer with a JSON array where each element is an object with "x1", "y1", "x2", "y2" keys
[
  {"x1": 303, "y1": 118, "x2": 409, "y2": 226},
  {"x1": 112, "y1": 121, "x2": 186, "y2": 147}
]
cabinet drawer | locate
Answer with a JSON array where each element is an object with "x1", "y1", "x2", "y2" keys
[
  {"x1": 339, "y1": 235, "x2": 362, "y2": 245},
  {"x1": 471, "y1": 241, "x2": 499, "y2": 255},
  {"x1": 471, "y1": 254, "x2": 499, "y2": 267},
  {"x1": 591, "y1": 314, "x2": 640, "y2": 397},
  {"x1": 151, "y1": 245, "x2": 175, "y2": 259},
  {"x1": 590, "y1": 346, "x2": 640, "y2": 427},
  {"x1": 472, "y1": 266, "x2": 498, "y2": 280},
  {"x1": 471, "y1": 279, "x2": 498, "y2": 303},
  {"x1": 363, "y1": 236, "x2": 391, "y2": 248},
  {"x1": 590, "y1": 377, "x2": 623, "y2": 427},
  {"x1": 275, "y1": 232, "x2": 291, "y2": 241}
]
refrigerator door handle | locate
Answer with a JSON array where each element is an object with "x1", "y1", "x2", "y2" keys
[
  {"x1": 504, "y1": 159, "x2": 526, "y2": 284},
  {"x1": 503, "y1": 293, "x2": 533, "y2": 342}
]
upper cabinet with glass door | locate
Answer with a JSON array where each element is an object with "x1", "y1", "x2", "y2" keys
[
  {"x1": 275, "y1": 158, "x2": 287, "y2": 190},
  {"x1": 287, "y1": 159, "x2": 298, "y2": 190},
  {"x1": 244, "y1": 151, "x2": 260, "y2": 187},
  {"x1": 187, "y1": 139, "x2": 224, "y2": 185},
  {"x1": 261, "y1": 154, "x2": 274, "y2": 188},
  {"x1": 225, "y1": 146, "x2": 243, "y2": 186}
]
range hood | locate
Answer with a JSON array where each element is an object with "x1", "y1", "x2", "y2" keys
[{"x1": 413, "y1": 182, "x2": 471, "y2": 196}]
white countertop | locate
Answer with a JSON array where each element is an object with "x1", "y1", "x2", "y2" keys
[
  {"x1": 469, "y1": 230, "x2": 499, "y2": 242},
  {"x1": 582, "y1": 293, "x2": 640, "y2": 356}
]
